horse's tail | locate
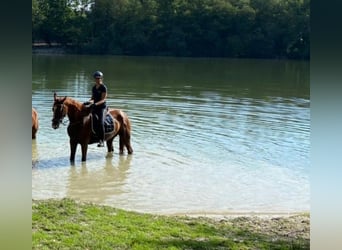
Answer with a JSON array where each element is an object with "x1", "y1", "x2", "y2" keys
[
  {"x1": 119, "y1": 111, "x2": 131, "y2": 133},
  {"x1": 109, "y1": 108, "x2": 133, "y2": 154},
  {"x1": 123, "y1": 113, "x2": 131, "y2": 131},
  {"x1": 119, "y1": 112, "x2": 132, "y2": 150}
]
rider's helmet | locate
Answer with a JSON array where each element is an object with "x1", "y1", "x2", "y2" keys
[{"x1": 93, "y1": 71, "x2": 103, "y2": 79}]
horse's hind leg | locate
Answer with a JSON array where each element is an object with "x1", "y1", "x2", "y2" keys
[
  {"x1": 124, "y1": 130, "x2": 133, "y2": 154},
  {"x1": 32, "y1": 128, "x2": 37, "y2": 139},
  {"x1": 106, "y1": 137, "x2": 114, "y2": 153},
  {"x1": 126, "y1": 140, "x2": 133, "y2": 154},
  {"x1": 119, "y1": 136, "x2": 125, "y2": 155}
]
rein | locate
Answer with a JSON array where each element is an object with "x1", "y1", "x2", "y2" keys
[
  {"x1": 61, "y1": 119, "x2": 69, "y2": 126},
  {"x1": 57, "y1": 102, "x2": 85, "y2": 127},
  {"x1": 53, "y1": 95, "x2": 90, "y2": 129},
  {"x1": 52, "y1": 103, "x2": 67, "y2": 126}
]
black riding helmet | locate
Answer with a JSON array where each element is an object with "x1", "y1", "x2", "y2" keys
[{"x1": 93, "y1": 71, "x2": 103, "y2": 79}]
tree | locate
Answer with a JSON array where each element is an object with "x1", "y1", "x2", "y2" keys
[{"x1": 32, "y1": 0, "x2": 310, "y2": 59}]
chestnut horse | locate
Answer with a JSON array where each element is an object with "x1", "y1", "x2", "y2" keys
[
  {"x1": 32, "y1": 108, "x2": 39, "y2": 139},
  {"x1": 52, "y1": 93, "x2": 133, "y2": 162}
]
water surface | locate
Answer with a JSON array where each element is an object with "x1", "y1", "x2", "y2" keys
[{"x1": 32, "y1": 55, "x2": 310, "y2": 215}]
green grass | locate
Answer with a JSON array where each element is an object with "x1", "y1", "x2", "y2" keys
[{"x1": 32, "y1": 198, "x2": 309, "y2": 249}]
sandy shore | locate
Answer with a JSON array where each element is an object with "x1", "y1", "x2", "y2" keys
[{"x1": 172, "y1": 212, "x2": 310, "y2": 241}]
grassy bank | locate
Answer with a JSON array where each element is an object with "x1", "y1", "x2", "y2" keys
[{"x1": 32, "y1": 198, "x2": 309, "y2": 249}]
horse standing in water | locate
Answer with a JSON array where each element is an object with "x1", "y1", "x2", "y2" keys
[
  {"x1": 52, "y1": 92, "x2": 133, "y2": 162},
  {"x1": 32, "y1": 108, "x2": 39, "y2": 139}
]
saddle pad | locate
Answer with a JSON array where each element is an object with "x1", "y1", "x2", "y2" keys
[{"x1": 104, "y1": 114, "x2": 115, "y2": 133}]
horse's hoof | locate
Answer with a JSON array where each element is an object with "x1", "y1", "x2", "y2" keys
[{"x1": 105, "y1": 152, "x2": 113, "y2": 158}]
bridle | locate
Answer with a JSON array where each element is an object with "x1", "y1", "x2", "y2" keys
[{"x1": 52, "y1": 101, "x2": 67, "y2": 128}]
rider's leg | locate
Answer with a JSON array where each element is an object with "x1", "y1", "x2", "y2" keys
[{"x1": 97, "y1": 108, "x2": 106, "y2": 147}]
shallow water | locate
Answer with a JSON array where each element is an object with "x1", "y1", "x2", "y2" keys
[{"x1": 32, "y1": 55, "x2": 310, "y2": 214}]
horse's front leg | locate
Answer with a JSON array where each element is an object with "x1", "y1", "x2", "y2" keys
[
  {"x1": 69, "y1": 141, "x2": 77, "y2": 163},
  {"x1": 81, "y1": 143, "x2": 88, "y2": 162}
]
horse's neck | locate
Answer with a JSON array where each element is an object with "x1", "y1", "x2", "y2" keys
[{"x1": 64, "y1": 99, "x2": 87, "y2": 123}]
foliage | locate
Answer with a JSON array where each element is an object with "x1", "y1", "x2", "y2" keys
[
  {"x1": 32, "y1": 0, "x2": 310, "y2": 59},
  {"x1": 32, "y1": 198, "x2": 310, "y2": 249}
]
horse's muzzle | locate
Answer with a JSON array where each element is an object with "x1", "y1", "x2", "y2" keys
[
  {"x1": 52, "y1": 119, "x2": 60, "y2": 129},
  {"x1": 52, "y1": 123, "x2": 59, "y2": 129}
]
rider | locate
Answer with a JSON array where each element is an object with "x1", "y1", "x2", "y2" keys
[{"x1": 89, "y1": 70, "x2": 107, "y2": 147}]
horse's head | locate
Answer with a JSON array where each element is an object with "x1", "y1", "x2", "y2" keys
[{"x1": 52, "y1": 93, "x2": 67, "y2": 129}]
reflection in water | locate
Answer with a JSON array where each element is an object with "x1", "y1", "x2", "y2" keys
[
  {"x1": 32, "y1": 55, "x2": 310, "y2": 214},
  {"x1": 32, "y1": 139, "x2": 39, "y2": 167},
  {"x1": 66, "y1": 155, "x2": 132, "y2": 204}
]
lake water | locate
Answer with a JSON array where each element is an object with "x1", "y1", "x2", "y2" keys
[{"x1": 32, "y1": 55, "x2": 310, "y2": 215}]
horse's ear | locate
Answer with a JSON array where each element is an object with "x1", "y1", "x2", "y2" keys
[
  {"x1": 62, "y1": 96, "x2": 67, "y2": 102},
  {"x1": 54, "y1": 92, "x2": 57, "y2": 101}
]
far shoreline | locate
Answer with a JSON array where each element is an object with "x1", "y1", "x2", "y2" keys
[
  {"x1": 32, "y1": 44, "x2": 309, "y2": 61},
  {"x1": 32, "y1": 44, "x2": 67, "y2": 55}
]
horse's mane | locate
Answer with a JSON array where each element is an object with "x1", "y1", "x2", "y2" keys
[
  {"x1": 63, "y1": 97, "x2": 84, "y2": 111},
  {"x1": 60, "y1": 97, "x2": 90, "y2": 121}
]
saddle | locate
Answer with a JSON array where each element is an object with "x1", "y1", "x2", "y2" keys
[{"x1": 89, "y1": 111, "x2": 115, "y2": 135}]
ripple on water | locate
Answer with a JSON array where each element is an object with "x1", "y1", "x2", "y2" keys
[{"x1": 32, "y1": 91, "x2": 310, "y2": 214}]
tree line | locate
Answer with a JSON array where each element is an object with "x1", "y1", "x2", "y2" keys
[{"x1": 32, "y1": 0, "x2": 310, "y2": 59}]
